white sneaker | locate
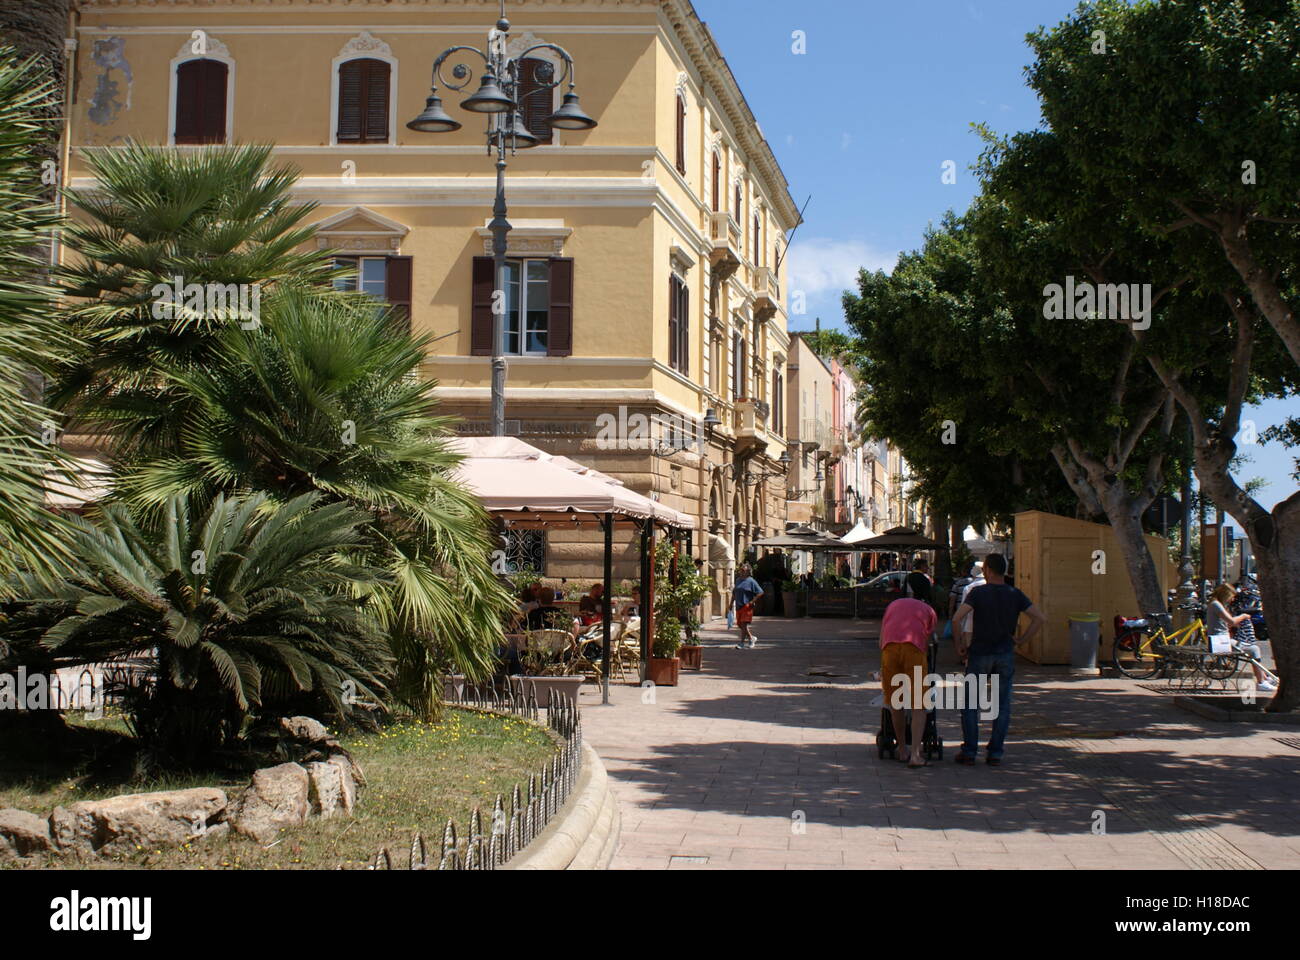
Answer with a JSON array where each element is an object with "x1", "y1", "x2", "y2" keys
[
  {"x1": 748, "y1": 635, "x2": 758, "y2": 648},
  {"x1": 1257, "y1": 680, "x2": 1277, "y2": 692}
]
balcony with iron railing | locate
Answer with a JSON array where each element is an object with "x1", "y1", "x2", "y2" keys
[{"x1": 799, "y1": 417, "x2": 832, "y2": 452}]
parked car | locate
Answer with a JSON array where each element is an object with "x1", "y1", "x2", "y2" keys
[{"x1": 856, "y1": 570, "x2": 909, "y2": 616}]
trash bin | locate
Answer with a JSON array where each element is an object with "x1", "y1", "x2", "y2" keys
[{"x1": 1068, "y1": 613, "x2": 1101, "y2": 674}]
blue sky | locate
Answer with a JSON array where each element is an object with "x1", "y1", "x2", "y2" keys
[{"x1": 695, "y1": 0, "x2": 1298, "y2": 511}]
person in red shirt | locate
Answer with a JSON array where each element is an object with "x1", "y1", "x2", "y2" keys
[{"x1": 880, "y1": 596, "x2": 937, "y2": 768}]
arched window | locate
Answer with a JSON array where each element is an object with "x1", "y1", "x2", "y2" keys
[
  {"x1": 174, "y1": 59, "x2": 228, "y2": 144},
  {"x1": 711, "y1": 152, "x2": 721, "y2": 212},
  {"x1": 516, "y1": 58, "x2": 555, "y2": 144},
  {"x1": 337, "y1": 57, "x2": 391, "y2": 143},
  {"x1": 675, "y1": 93, "x2": 687, "y2": 175}
]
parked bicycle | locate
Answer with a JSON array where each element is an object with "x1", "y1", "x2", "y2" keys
[{"x1": 1111, "y1": 602, "x2": 1238, "y2": 680}]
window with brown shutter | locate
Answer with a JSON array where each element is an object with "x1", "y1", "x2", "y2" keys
[
  {"x1": 332, "y1": 255, "x2": 411, "y2": 332},
  {"x1": 471, "y1": 256, "x2": 496, "y2": 356},
  {"x1": 337, "y1": 58, "x2": 391, "y2": 144},
  {"x1": 385, "y1": 256, "x2": 411, "y2": 332},
  {"x1": 547, "y1": 257, "x2": 573, "y2": 357},
  {"x1": 711, "y1": 153, "x2": 720, "y2": 213},
  {"x1": 669, "y1": 275, "x2": 689, "y2": 376},
  {"x1": 174, "y1": 59, "x2": 228, "y2": 144},
  {"x1": 470, "y1": 256, "x2": 572, "y2": 356},
  {"x1": 516, "y1": 59, "x2": 554, "y2": 144},
  {"x1": 675, "y1": 94, "x2": 686, "y2": 175}
]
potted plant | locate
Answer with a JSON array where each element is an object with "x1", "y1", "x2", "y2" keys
[
  {"x1": 780, "y1": 579, "x2": 800, "y2": 618},
  {"x1": 650, "y1": 538, "x2": 712, "y2": 671},
  {"x1": 648, "y1": 614, "x2": 683, "y2": 686},
  {"x1": 510, "y1": 632, "x2": 586, "y2": 707}
]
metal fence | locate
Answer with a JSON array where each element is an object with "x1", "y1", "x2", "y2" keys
[{"x1": 369, "y1": 685, "x2": 583, "y2": 870}]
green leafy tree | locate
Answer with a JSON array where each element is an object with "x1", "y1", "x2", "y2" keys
[
  {"x1": 3, "y1": 492, "x2": 391, "y2": 767},
  {"x1": 843, "y1": 216, "x2": 1079, "y2": 540},
  {"x1": 1024, "y1": 0, "x2": 1300, "y2": 708}
]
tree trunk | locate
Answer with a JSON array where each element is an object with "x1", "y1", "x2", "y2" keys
[
  {"x1": 1101, "y1": 485, "x2": 1167, "y2": 618},
  {"x1": 933, "y1": 510, "x2": 951, "y2": 584},
  {"x1": 1250, "y1": 499, "x2": 1300, "y2": 711}
]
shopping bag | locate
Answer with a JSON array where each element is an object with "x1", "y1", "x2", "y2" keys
[
  {"x1": 726, "y1": 604, "x2": 734, "y2": 629},
  {"x1": 1210, "y1": 635, "x2": 1233, "y2": 655}
]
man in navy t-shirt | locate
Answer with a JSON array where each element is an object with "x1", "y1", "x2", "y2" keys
[{"x1": 950, "y1": 554, "x2": 1046, "y2": 765}]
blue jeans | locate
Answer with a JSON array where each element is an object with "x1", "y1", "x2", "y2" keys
[{"x1": 961, "y1": 650, "x2": 1015, "y2": 759}]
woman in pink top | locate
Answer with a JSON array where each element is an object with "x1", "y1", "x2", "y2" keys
[{"x1": 880, "y1": 597, "x2": 937, "y2": 768}]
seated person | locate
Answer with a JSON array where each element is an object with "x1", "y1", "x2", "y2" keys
[
  {"x1": 617, "y1": 586, "x2": 641, "y2": 619},
  {"x1": 526, "y1": 587, "x2": 573, "y2": 633},
  {"x1": 578, "y1": 583, "x2": 606, "y2": 626}
]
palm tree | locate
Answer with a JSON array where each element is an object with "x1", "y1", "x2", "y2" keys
[
  {"x1": 0, "y1": 46, "x2": 78, "y2": 590},
  {"x1": 4, "y1": 491, "x2": 392, "y2": 766},
  {"x1": 56, "y1": 145, "x2": 514, "y2": 717},
  {"x1": 54, "y1": 142, "x2": 335, "y2": 452},
  {"x1": 110, "y1": 287, "x2": 513, "y2": 713}
]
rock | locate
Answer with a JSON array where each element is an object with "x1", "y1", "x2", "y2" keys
[
  {"x1": 47, "y1": 788, "x2": 227, "y2": 857},
  {"x1": 305, "y1": 759, "x2": 356, "y2": 818},
  {"x1": 280, "y1": 716, "x2": 329, "y2": 742},
  {"x1": 228, "y1": 762, "x2": 310, "y2": 843},
  {"x1": 331, "y1": 756, "x2": 358, "y2": 812},
  {"x1": 0, "y1": 807, "x2": 52, "y2": 859}
]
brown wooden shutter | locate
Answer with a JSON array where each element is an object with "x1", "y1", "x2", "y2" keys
[
  {"x1": 675, "y1": 95, "x2": 686, "y2": 174},
  {"x1": 385, "y1": 256, "x2": 412, "y2": 333},
  {"x1": 518, "y1": 59, "x2": 554, "y2": 144},
  {"x1": 547, "y1": 257, "x2": 573, "y2": 357},
  {"x1": 711, "y1": 153, "x2": 720, "y2": 212},
  {"x1": 679, "y1": 279, "x2": 690, "y2": 377},
  {"x1": 364, "y1": 59, "x2": 390, "y2": 142},
  {"x1": 175, "y1": 59, "x2": 227, "y2": 144},
  {"x1": 471, "y1": 256, "x2": 495, "y2": 356},
  {"x1": 668, "y1": 276, "x2": 679, "y2": 371},
  {"x1": 338, "y1": 58, "x2": 390, "y2": 143}
]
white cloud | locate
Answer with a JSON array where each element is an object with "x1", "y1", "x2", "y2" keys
[{"x1": 787, "y1": 237, "x2": 898, "y2": 299}]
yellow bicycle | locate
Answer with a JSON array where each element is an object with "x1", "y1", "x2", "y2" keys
[{"x1": 1111, "y1": 604, "x2": 1237, "y2": 680}]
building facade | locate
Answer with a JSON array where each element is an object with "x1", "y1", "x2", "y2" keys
[{"x1": 64, "y1": 0, "x2": 801, "y2": 617}]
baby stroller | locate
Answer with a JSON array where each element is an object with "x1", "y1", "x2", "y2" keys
[{"x1": 876, "y1": 633, "x2": 944, "y2": 761}]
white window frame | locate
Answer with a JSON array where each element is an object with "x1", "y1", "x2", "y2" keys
[{"x1": 504, "y1": 258, "x2": 551, "y2": 357}]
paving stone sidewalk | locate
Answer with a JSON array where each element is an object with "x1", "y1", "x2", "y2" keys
[{"x1": 573, "y1": 617, "x2": 1300, "y2": 870}]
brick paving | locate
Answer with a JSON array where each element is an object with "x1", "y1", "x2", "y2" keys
[{"x1": 573, "y1": 616, "x2": 1300, "y2": 870}]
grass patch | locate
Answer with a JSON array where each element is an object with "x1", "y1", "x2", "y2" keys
[{"x1": 3, "y1": 708, "x2": 558, "y2": 869}]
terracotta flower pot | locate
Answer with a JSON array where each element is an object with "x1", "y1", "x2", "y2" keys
[
  {"x1": 647, "y1": 657, "x2": 681, "y2": 686},
  {"x1": 678, "y1": 644, "x2": 703, "y2": 670}
]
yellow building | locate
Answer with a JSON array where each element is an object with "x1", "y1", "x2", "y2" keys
[{"x1": 65, "y1": 0, "x2": 800, "y2": 616}]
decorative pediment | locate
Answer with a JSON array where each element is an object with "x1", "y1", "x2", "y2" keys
[
  {"x1": 175, "y1": 33, "x2": 229, "y2": 60},
  {"x1": 670, "y1": 243, "x2": 696, "y2": 277},
  {"x1": 338, "y1": 31, "x2": 391, "y2": 60},
  {"x1": 314, "y1": 206, "x2": 409, "y2": 254},
  {"x1": 476, "y1": 219, "x2": 571, "y2": 257}
]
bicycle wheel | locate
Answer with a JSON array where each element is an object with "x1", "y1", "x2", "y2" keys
[
  {"x1": 1201, "y1": 654, "x2": 1240, "y2": 680},
  {"x1": 1112, "y1": 631, "x2": 1163, "y2": 679}
]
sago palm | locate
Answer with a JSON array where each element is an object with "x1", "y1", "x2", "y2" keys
[{"x1": 4, "y1": 491, "x2": 392, "y2": 764}]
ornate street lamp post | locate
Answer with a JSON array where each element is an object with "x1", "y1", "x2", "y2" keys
[{"x1": 407, "y1": 2, "x2": 597, "y2": 437}]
